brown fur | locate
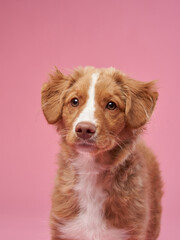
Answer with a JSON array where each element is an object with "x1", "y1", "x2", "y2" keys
[{"x1": 41, "y1": 66, "x2": 163, "y2": 240}]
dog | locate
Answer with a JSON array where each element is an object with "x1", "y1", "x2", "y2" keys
[{"x1": 41, "y1": 66, "x2": 163, "y2": 240}]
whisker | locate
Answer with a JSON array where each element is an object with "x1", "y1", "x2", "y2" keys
[{"x1": 103, "y1": 132, "x2": 134, "y2": 155}]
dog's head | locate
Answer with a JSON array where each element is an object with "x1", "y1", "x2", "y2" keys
[{"x1": 41, "y1": 67, "x2": 158, "y2": 154}]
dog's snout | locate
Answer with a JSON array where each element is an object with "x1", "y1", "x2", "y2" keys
[{"x1": 75, "y1": 122, "x2": 96, "y2": 140}]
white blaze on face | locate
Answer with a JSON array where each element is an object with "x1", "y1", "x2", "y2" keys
[{"x1": 73, "y1": 72, "x2": 99, "y2": 132}]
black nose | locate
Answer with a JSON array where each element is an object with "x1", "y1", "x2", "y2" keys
[{"x1": 75, "y1": 122, "x2": 96, "y2": 140}]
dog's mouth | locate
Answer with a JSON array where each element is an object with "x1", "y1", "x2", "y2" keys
[
  {"x1": 75, "y1": 141, "x2": 98, "y2": 153},
  {"x1": 72, "y1": 133, "x2": 118, "y2": 154}
]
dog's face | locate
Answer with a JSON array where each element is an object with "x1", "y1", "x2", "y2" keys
[{"x1": 41, "y1": 67, "x2": 158, "y2": 154}]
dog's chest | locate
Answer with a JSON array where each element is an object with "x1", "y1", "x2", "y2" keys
[{"x1": 59, "y1": 157, "x2": 127, "y2": 240}]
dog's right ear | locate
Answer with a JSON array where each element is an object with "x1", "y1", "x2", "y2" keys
[
  {"x1": 124, "y1": 79, "x2": 158, "y2": 129},
  {"x1": 41, "y1": 68, "x2": 70, "y2": 124}
]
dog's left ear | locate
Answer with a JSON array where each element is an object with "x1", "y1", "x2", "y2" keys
[
  {"x1": 124, "y1": 79, "x2": 158, "y2": 129},
  {"x1": 41, "y1": 68, "x2": 70, "y2": 124}
]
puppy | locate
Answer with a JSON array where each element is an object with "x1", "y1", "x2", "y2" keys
[{"x1": 41, "y1": 67, "x2": 163, "y2": 240}]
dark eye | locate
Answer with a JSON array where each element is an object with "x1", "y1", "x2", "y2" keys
[
  {"x1": 71, "y1": 98, "x2": 79, "y2": 107},
  {"x1": 106, "y1": 101, "x2": 117, "y2": 110}
]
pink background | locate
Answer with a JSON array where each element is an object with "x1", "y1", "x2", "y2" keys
[{"x1": 0, "y1": 0, "x2": 180, "y2": 239}]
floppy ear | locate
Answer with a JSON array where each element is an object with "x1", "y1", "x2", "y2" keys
[
  {"x1": 124, "y1": 79, "x2": 158, "y2": 129},
  {"x1": 41, "y1": 68, "x2": 70, "y2": 124}
]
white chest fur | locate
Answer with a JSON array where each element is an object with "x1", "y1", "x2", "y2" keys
[{"x1": 59, "y1": 154, "x2": 128, "y2": 240}]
